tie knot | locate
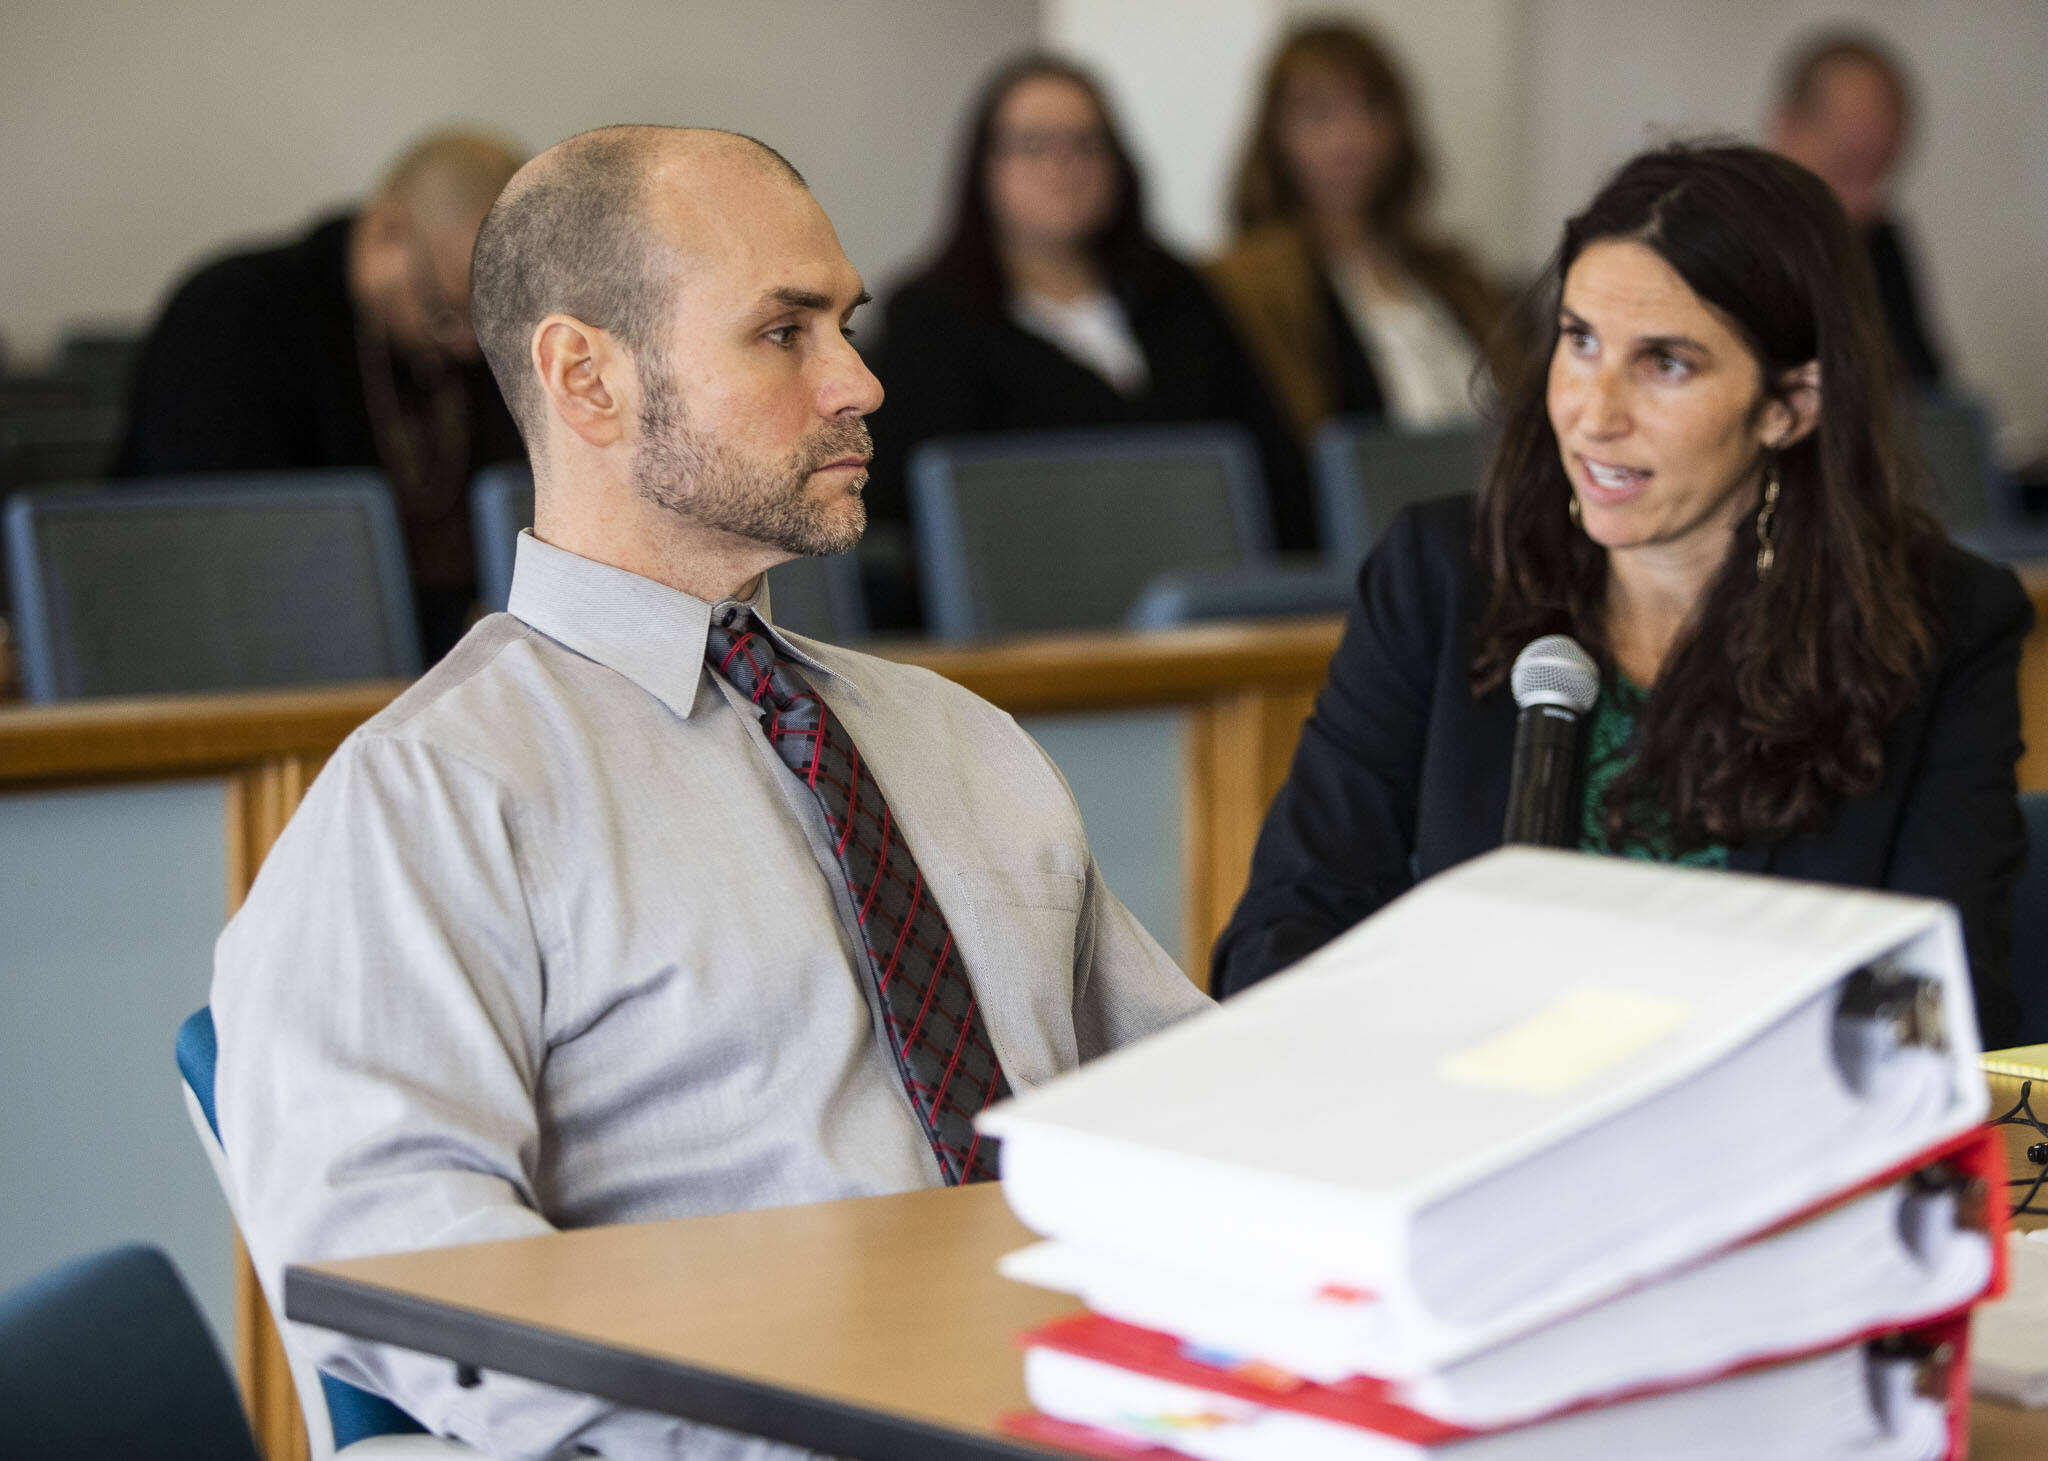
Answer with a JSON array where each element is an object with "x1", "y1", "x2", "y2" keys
[{"x1": 704, "y1": 605, "x2": 813, "y2": 719}]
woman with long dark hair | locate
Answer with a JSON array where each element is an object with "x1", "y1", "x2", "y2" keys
[
  {"x1": 865, "y1": 56, "x2": 1311, "y2": 629},
  {"x1": 1212, "y1": 143, "x2": 2028, "y2": 1045},
  {"x1": 1208, "y1": 21, "x2": 1504, "y2": 439}
]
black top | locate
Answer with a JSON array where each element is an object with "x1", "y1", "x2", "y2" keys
[
  {"x1": 865, "y1": 258, "x2": 1313, "y2": 631},
  {"x1": 1319, "y1": 278, "x2": 1388, "y2": 421},
  {"x1": 115, "y1": 215, "x2": 523, "y2": 652},
  {"x1": 1866, "y1": 215, "x2": 1946, "y2": 388},
  {"x1": 1212, "y1": 495, "x2": 2029, "y2": 1047}
]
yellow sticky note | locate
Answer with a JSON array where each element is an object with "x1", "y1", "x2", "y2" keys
[{"x1": 1441, "y1": 988, "x2": 1692, "y2": 1096}]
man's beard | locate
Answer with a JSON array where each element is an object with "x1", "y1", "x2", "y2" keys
[{"x1": 632, "y1": 363, "x2": 869, "y2": 558}]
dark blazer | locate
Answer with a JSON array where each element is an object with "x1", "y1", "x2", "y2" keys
[
  {"x1": 864, "y1": 256, "x2": 1313, "y2": 630},
  {"x1": 1212, "y1": 495, "x2": 2030, "y2": 1047},
  {"x1": 1866, "y1": 215, "x2": 1946, "y2": 388}
]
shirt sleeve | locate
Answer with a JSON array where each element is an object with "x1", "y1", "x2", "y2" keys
[
  {"x1": 211, "y1": 733, "x2": 815, "y2": 1461},
  {"x1": 1070, "y1": 855, "x2": 1214, "y2": 1061},
  {"x1": 1880, "y1": 560, "x2": 2033, "y2": 1048}
]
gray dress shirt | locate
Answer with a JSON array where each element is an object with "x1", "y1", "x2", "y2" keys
[{"x1": 212, "y1": 531, "x2": 1211, "y2": 1460}]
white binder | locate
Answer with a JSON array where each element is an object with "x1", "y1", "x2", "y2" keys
[{"x1": 980, "y1": 847, "x2": 1986, "y2": 1370}]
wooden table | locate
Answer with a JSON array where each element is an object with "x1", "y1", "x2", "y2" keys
[{"x1": 287, "y1": 1183, "x2": 2048, "y2": 1460}]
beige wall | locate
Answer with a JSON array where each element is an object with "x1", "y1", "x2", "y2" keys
[{"x1": 0, "y1": 0, "x2": 1038, "y2": 363}]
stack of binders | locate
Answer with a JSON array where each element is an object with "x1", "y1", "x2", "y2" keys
[{"x1": 982, "y1": 848, "x2": 2008, "y2": 1460}]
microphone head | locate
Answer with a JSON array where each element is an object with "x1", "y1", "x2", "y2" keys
[{"x1": 1510, "y1": 634, "x2": 1600, "y2": 714}]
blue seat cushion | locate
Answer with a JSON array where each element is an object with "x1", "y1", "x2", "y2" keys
[{"x1": 178, "y1": 1005, "x2": 430, "y2": 1443}]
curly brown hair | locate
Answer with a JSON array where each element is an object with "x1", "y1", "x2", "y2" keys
[{"x1": 1471, "y1": 143, "x2": 1937, "y2": 849}]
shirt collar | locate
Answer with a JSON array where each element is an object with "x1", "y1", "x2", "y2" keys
[{"x1": 505, "y1": 531, "x2": 857, "y2": 720}]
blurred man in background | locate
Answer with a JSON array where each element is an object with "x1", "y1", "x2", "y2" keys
[
  {"x1": 1769, "y1": 30, "x2": 1946, "y2": 389},
  {"x1": 115, "y1": 129, "x2": 526, "y2": 659}
]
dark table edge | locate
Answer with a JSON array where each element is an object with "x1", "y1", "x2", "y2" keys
[{"x1": 284, "y1": 1265, "x2": 1064, "y2": 1460}]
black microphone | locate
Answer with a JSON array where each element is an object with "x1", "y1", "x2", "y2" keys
[{"x1": 1502, "y1": 635, "x2": 1600, "y2": 846}]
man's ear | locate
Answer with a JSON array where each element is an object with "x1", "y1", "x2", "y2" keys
[
  {"x1": 1763, "y1": 360, "x2": 1822, "y2": 451},
  {"x1": 533, "y1": 314, "x2": 628, "y2": 449}
]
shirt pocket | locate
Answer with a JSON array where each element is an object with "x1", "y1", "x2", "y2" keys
[{"x1": 952, "y1": 867, "x2": 1086, "y2": 1091}]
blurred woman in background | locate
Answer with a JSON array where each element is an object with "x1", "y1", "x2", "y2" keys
[
  {"x1": 1209, "y1": 22, "x2": 1505, "y2": 440},
  {"x1": 867, "y1": 56, "x2": 1311, "y2": 630},
  {"x1": 1212, "y1": 143, "x2": 2028, "y2": 1046}
]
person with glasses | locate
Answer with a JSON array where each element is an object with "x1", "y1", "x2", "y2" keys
[
  {"x1": 863, "y1": 56, "x2": 1311, "y2": 631},
  {"x1": 114, "y1": 129, "x2": 527, "y2": 660}
]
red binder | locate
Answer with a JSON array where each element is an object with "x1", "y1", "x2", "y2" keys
[{"x1": 1001, "y1": 1124, "x2": 2006, "y2": 1461}]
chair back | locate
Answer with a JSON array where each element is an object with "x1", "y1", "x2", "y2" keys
[
  {"x1": 2015, "y1": 792, "x2": 2048, "y2": 1046},
  {"x1": 910, "y1": 424, "x2": 1269, "y2": 638},
  {"x1": 177, "y1": 1007, "x2": 429, "y2": 1454},
  {"x1": 1125, "y1": 560, "x2": 1356, "y2": 629},
  {"x1": 1905, "y1": 393, "x2": 2004, "y2": 544},
  {"x1": 468, "y1": 463, "x2": 534, "y2": 615},
  {"x1": 5, "y1": 472, "x2": 420, "y2": 701},
  {"x1": 469, "y1": 462, "x2": 868, "y2": 641},
  {"x1": 0, "y1": 1243, "x2": 261, "y2": 1461},
  {"x1": 53, "y1": 328, "x2": 145, "y2": 405},
  {"x1": 1314, "y1": 419, "x2": 1496, "y2": 568},
  {"x1": 0, "y1": 403, "x2": 122, "y2": 494}
]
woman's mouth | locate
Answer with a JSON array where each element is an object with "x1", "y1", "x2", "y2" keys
[{"x1": 1578, "y1": 455, "x2": 1651, "y2": 495}]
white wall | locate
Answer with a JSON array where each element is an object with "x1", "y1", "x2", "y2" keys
[{"x1": 0, "y1": 0, "x2": 1039, "y2": 363}]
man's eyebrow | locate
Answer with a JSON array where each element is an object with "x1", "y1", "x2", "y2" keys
[{"x1": 757, "y1": 286, "x2": 871, "y2": 313}]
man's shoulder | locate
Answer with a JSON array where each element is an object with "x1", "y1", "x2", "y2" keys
[
  {"x1": 796, "y1": 635, "x2": 1019, "y2": 728},
  {"x1": 159, "y1": 215, "x2": 350, "y2": 317},
  {"x1": 337, "y1": 613, "x2": 582, "y2": 787}
]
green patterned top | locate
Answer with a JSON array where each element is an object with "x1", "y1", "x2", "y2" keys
[{"x1": 1579, "y1": 675, "x2": 1730, "y2": 867}]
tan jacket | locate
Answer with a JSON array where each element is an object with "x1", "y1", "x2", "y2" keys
[
  {"x1": 1207, "y1": 220, "x2": 1504, "y2": 441},
  {"x1": 1206, "y1": 222, "x2": 1337, "y2": 440}
]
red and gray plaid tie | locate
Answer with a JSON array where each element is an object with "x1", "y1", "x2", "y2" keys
[{"x1": 704, "y1": 604, "x2": 1006, "y2": 1184}]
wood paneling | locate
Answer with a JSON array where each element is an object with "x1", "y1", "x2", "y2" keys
[
  {"x1": 0, "y1": 683, "x2": 403, "y2": 786},
  {"x1": 226, "y1": 760, "x2": 321, "y2": 1461}
]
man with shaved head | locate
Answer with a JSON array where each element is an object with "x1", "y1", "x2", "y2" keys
[
  {"x1": 117, "y1": 128, "x2": 528, "y2": 657},
  {"x1": 213, "y1": 125, "x2": 1208, "y2": 1458}
]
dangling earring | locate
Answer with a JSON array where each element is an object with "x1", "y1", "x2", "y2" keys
[
  {"x1": 1568, "y1": 492, "x2": 1583, "y2": 529},
  {"x1": 1754, "y1": 462, "x2": 1781, "y2": 576}
]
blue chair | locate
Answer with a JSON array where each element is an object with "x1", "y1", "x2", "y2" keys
[
  {"x1": 1313, "y1": 418, "x2": 1497, "y2": 569},
  {"x1": 5, "y1": 472, "x2": 421, "y2": 701},
  {"x1": 177, "y1": 1008, "x2": 457, "y2": 1457},
  {"x1": 0, "y1": 1243, "x2": 260, "y2": 1461},
  {"x1": 1124, "y1": 560, "x2": 1356, "y2": 629},
  {"x1": 468, "y1": 461, "x2": 868, "y2": 640},
  {"x1": 2013, "y1": 792, "x2": 2048, "y2": 1046},
  {"x1": 1904, "y1": 392, "x2": 2048, "y2": 561},
  {"x1": 467, "y1": 462, "x2": 533, "y2": 616},
  {"x1": 910, "y1": 424, "x2": 1271, "y2": 639}
]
